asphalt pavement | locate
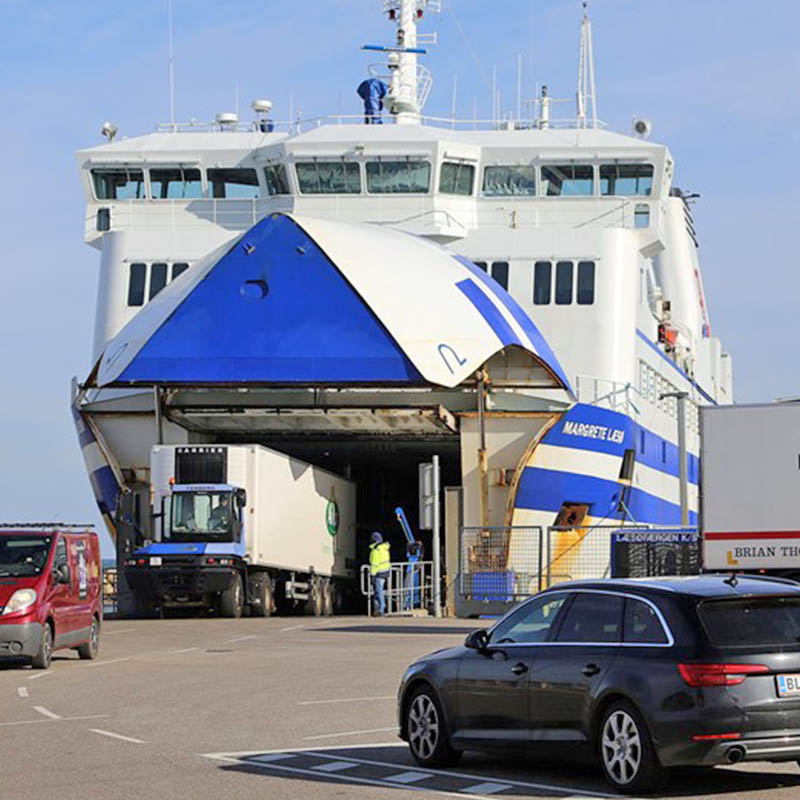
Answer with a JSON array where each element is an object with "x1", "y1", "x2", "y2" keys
[{"x1": 2, "y1": 615, "x2": 800, "y2": 800}]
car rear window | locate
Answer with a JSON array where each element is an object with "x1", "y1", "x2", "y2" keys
[{"x1": 699, "y1": 596, "x2": 800, "y2": 647}]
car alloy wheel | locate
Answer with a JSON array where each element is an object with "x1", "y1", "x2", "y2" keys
[
  {"x1": 602, "y1": 709, "x2": 642, "y2": 786},
  {"x1": 408, "y1": 693, "x2": 440, "y2": 761}
]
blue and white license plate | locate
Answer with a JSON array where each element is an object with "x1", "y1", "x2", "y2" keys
[
  {"x1": 149, "y1": 556, "x2": 162, "y2": 567},
  {"x1": 776, "y1": 674, "x2": 800, "y2": 697}
]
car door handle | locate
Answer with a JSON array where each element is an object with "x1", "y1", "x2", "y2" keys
[
  {"x1": 511, "y1": 662, "x2": 528, "y2": 675},
  {"x1": 582, "y1": 663, "x2": 602, "y2": 677}
]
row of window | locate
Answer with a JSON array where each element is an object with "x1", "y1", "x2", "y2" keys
[
  {"x1": 473, "y1": 259, "x2": 596, "y2": 306},
  {"x1": 92, "y1": 162, "x2": 654, "y2": 201},
  {"x1": 638, "y1": 360, "x2": 699, "y2": 432},
  {"x1": 490, "y1": 591, "x2": 669, "y2": 646},
  {"x1": 127, "y1": 262, "x2": 189, "y2": 307}
]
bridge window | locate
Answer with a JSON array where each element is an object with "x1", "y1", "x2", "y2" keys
[
  {"x1": 439, "y1": 162, "x2": 475, "y2": 195},
  {"x1": 541, "y1": 164, "x2": 594, "y2": 197},
  {"x1": 366, "y1": 160, "x2": 431, "y2": 193},
  {"x1": 482, "y1": 165, "x2": 536, "y2": 197},
  {"x1": 533, "y1": 261, "x2": 551, "y2": 305},
  {"x1": 555, "y1": 261, "x2": 573, "y2": 304},
  {"x1": 295, "y1": 162, "x2": 361, "y2": 194},
  {"x1": 92, "y1": 169, "x2": 145, "y2": 201},
  {"x1": 149, "y1": 168, "x2": 202, "y2": 200},
  {"x1": 127, "y1": 263, "x2": 146, "y2": 306},
  {"x1": 171, "y1": 263, "x2": 189, "y2": 280},
  {"x1": 600, "y1": 164, "x2": 654, "y2": 196},
  {"x1": 264, "y1": 164, "x2": 291, "y2": 196},
  {"x1": 149, "y1": 263, "x2": 168, "y2": 300},
  {"x1": 577, "y1": 261, "x2": 595, "y2": 305},
  {"x1": 491, "y1": 261, "x2": 509, "y2": 290},
  {"x1": 207, "y1": 168, "x2": 260, "y2": 199}
]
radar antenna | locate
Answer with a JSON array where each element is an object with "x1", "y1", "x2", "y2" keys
[{"x1": 576, "y1": 2, "x2": 598, "y2": 129}]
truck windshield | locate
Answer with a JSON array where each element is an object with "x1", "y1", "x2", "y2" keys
[
  {"x1": 169, "y1": 492, "x2": 235, "y2": 541},
  {"x1": 0, "y1": 536, "x2": 52, "y2": 577}
]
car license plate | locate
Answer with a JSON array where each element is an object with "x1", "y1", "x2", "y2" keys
[
  {"x1": 150, "y1": 556, "x2": 162, "y2": 567},
  {"x1": 776, "y1": 674, "x2": 800, "y2": 697}
]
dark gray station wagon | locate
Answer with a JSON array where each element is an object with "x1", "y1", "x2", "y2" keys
[{"x1": 398, "y1": 575, "x2": 800, "y2": 794}]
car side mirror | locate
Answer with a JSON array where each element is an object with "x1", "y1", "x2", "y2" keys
[
  {"x1": 464, "y1": 628, "x2": 489, "y2": 651},
  {"x1": 55, "y1": 564, "x2": 70, "y2": 584}
]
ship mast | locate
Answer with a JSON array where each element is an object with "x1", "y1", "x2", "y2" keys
[{"x1": 576, "y1": 2, "x2": 598, "y2": 129}]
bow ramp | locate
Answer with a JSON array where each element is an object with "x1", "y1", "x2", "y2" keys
[{"x1": 94, "y1": 213, "x2": 571, "y2": 393}]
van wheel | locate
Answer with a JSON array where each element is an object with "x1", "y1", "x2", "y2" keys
[
  {"x1": 251, "y1": 574, "x2": 273, "y2": 618},
  {"x1": 221, "y1": 574, "x2": 244, "y2": 618},
  {"x1": 77, "y1": 617, "x2": 100, "y2": 660},
  {"x1": 598, "y1": 700, "x2": 667, "y2": 794},
  {"x1": 31, "y1": 622, "x2": 53, "y2": 670}
]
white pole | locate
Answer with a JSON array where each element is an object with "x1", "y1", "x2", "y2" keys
[
  {"x1": 516, "y1": 53, "x2": 522, "y2": 121},
  {"x1": 432, "y1": 454, "x2": 442, "y2": 618},
  {"x1": 168, "y1": 0, "x2": 175, "y2": 128},
  {"x1": 677, "y1": 395, "x2": 689, "y2": 526},
  {"x1": 451, "y1": 73, "x2": 458, "y2": 128},
  {"x1": 491, "y1": 65, "x2": 497, "y2": 122}
]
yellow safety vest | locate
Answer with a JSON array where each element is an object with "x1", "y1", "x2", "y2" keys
[{"x1": 370, "y1": 542, "x2": 391, "y2": 575}]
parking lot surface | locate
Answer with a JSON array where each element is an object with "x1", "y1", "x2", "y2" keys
[{"x1": 2, "y1": 616, "x2": 800, "y2": 800}]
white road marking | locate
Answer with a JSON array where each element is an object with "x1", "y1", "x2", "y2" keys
[
  {"x1": 0, "y1": 714, "x2": 108, "y2": 728},
  {"x1": 312, "y1": 761, "x2": 357, "y2": 773},
  {"x1": 103, "y1": 627, "x2": 136, "y2": 635},
  {"x1": 304, "y1": 727, "x2": 397, "y2": 741},
  {"x1": 386, "y1": 771, "x2": 431, "y2": 784},
  {"x1": 170, "y1": 647, "x2": 199, "y2": 653},
  {"x1": 33, "y1": 706, "x2": 62, "y2": 720},
  {"x1": 26, "y1": 671, "x2": 52, "y2": 681},
  {"x1": 226, "y1": 635, "x2": 258, "y2": 643},
  {"x1": 279, "y1": 624, "x2": 304, "y2": 632},
  {"x1": 201, "y1": 743, "x2": 404, "y2": 759},
  {"x1": 85, "y1": 656, "x2": 133, "y2": 668},
  {"x1": 17, "y1": 687, "x2": 29, "y2": 698},
  {"x1": 298, "y1": 695, "x2": 395, "y2": 706},
  {"x1": 461, "y1": 783, "x2": 511, "y2": 795},
  {"x1": 249, "y1": 754, "x2": 296, "y2": 764},
  {"x1": 89, "y1": 728, "x2": 146, "y2": 744}
]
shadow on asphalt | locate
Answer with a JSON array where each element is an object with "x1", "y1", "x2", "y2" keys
[
  {"x1": 217, "y1": 744, "x2": 800, "y2": 798},
  {"x1": 315, "y1": 625, "x2": 483, "y2": 636}
]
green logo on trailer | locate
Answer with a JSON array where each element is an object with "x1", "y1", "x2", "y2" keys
[{"x1": 326, "y1": 500, "x2": 340, "y2": 537}]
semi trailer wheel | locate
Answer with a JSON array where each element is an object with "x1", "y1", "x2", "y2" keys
[{"x1": 250, "y1": 574, "x2": 273, "y2": 618}]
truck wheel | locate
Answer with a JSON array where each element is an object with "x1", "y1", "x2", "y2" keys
[
  {"x1": 306, "y1": 579, "x2": 324, "y2": 616},
  {"x1": 31, "y1": 622, "x2": 53, "y2": 670},
  {"x1": 322, "y1": 579, "x2": 334, "y2": 616},
  {"x1": 221, "y1": 574, "x2": 244, "y2": 618},
  {"x1": 76, "y1": 617, "x2": 100, "y2": 660},
  {"x1": 133, "y1": 594, "x2": 157, "y2": 619},
  {"x1": 251, "y1": 574, "x2": 273, "y2": 618}
]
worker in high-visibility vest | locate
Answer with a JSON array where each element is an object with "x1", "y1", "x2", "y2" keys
[{"x1": 369, "y1": 531, "x2": 391, "y2": 616}]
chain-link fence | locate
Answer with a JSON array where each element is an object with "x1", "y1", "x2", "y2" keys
[{"x1": 457, "y1": 524, "x2": 700, "y2": 617}]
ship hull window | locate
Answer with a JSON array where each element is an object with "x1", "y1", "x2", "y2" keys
[
  {"x1": 491, "y1": 261, "x2": 509, "y2": 290},
  {"x1": 207, "y1": 168, "x2": 261, "y2": 199},
  {"x1": 555, "y1": 261, "x2": 573, "y2": 304},
  {"x1": 439, "y1": 162, "x2": 475, "y2": 196},
  {"x1": 92, "y1": 169, "x2": 145, "y2": 201},
  {"x1": 577, "y1": 261, "x2": 595, "y2": 305},
  {"x1": 295, "y1": 162, "x2": 361, "y2": 194},
  {"x1": 149, "y1": 168, "x2": 202, "y2": 200},
  {"x1": 534, "y1": 261, "x2": 551, "y2": 305},
  {"x1": 366, "y1": 160, "x2": 431, "y2": 193},
  {"x1": 541, "y1": 165, "x2": 594, "y2": 197},
  {"x1": 149, "y1": 263, "x2": 168, "y2": 300},
  {"x1": 127, "y1": 263, "x2": 146, "y2": 307},
  {"x1": 473, "y1": 261, "x2": 488, "y2": 272},
  {"x1": 482, "y1": 165, "x2": 536, "y2": 197},
  {"x1": 264, "y1": 164, "x2": 291, "y2": 196},
  {"x1": 600, "y1": 164, "x2": 654, "y2": 196},
  {"x1": 171, "y1": 262, "x2": 189, "y2": 280}
]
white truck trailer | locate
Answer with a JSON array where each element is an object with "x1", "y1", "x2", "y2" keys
[
  {"x1": 124, "y1": 444, "x2": 356, "y2": 617},
  {"x1": 701, "y1": 401, "x2": 800, "y2": 580}
]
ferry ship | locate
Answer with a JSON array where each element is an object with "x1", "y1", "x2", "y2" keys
[{"x1": 72, "y1": 1, "x2": 731, "y2": 600}]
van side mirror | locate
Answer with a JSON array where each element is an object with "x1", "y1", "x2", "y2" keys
[
  {"x1": 55, "y1": 564, "x2": 71, "y2": 584},
  {"x1": 464, "y1": 628, "x2": 489, "y2": 651}
]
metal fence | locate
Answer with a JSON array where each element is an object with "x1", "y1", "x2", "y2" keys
[
  {"x1": 360, "y1": 560, "x2": 434, "y2": 617},
  {"x1": 457, "y1": 524, "x2": 700, "y2": 617},
  {"x1": 102, "y1": 567, "x2": 118, "y2": 617}
]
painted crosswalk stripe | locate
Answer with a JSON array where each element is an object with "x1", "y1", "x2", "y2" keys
[
  {"x1": 461, "y1": 782, "x2": 512, "y2": 795},
  {"x1": 312, "y1": 761, "x2": 356, "y2": 773},
  {"x1": 384, "y1": 771, "x2": 430, "y2": 784},
  {"x1": 250, "y1": 754, "x2": 296, "y2": 764}
]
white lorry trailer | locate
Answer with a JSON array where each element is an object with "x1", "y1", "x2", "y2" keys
[
  {"x1": 701, "y1": 401, "x2": 800, "y2": 580},
  {"x1": 124, "y1": 444, "x2": 357, "y2": 617}
]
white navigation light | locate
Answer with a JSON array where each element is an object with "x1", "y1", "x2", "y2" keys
[
  {"x1": 101, "y1": 121, "x2": 118, "y2": 142},
  {"x1": 251, "y1": 99, "x2": 273, "y2": 115},
  {"x1": 216, "y1": 112, "x2": 239, "y2": 129},
  {"x1": 633, "y1": 117, "x2": 652, "y2": 138}
]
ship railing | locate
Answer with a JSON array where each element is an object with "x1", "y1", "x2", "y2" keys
[{"x1": 575, "y1": 375, "x2": 642, "y2": 416}]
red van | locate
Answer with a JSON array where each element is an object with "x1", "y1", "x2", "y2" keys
[{"x1": 0, "y1": 525, "x2": 102, "y2": 669}]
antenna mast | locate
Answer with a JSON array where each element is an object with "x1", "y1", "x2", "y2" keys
[{"x1": 576, "y1": 2, "x2": 598, "y2": 129}]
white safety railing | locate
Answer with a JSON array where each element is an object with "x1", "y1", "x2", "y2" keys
[
  {"x1": 360, "y1": 560, "x2": 434, "y2": 617},
  {"x1": 575, "y1": 375, "x2": 641, "y2": 416}
]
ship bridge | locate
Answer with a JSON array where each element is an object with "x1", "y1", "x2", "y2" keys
[{"x1": 76, "y1": 213, "x2": 572, "y2": 553}]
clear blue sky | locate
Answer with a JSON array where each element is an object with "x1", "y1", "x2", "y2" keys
[{"x1": 1, "y1": 0, "x2": 797, "y2": 554}]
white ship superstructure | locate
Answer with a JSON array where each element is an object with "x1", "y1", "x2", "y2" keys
[{"x1": 73, "y1": 1, "x2": 732, "y2": 596}]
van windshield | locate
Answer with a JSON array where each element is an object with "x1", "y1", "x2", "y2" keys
[
  {"x1": 0, "y1": 536, "x2": 52, "y2": 577},
  {"x1": 168, "y1": 492, "x2": 236, "y2": 542}
]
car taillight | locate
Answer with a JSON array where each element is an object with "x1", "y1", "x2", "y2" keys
[{"x1": 679, "y1": 663, "x2": 770, "y2": 687}]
